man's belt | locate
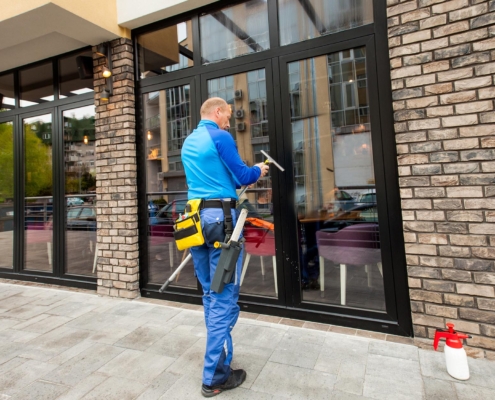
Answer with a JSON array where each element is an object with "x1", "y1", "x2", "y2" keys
[{"x1": 201, "y1": 200, "x2": 236, "y2": 209}]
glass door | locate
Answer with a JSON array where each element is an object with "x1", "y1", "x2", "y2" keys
[
  {"x1": 279, "y1": 37, "x2": 398, "y2": 318},
  {"x1": 62, "y1": 105, "x2": 96, "y2": 277},
  {"x1": 23, "y1": 113, "x2": 54, "y2": 272},
  {"x1": 0, "y1": 120, "x2": 14, "y2": 270},
  {"x1": 201, "y1": 59, "x2": 283, "y2": 302},
  {"x1": 145, "y1": 77, "x2": 199, "y2": 291}
]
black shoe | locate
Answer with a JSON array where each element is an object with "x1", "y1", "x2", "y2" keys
[{"x1": 201, "y1": 369, "x2": 247, "y2": 397}]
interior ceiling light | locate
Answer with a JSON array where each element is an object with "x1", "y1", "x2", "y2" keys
[
  {"x1": 147, "y1": 131, "x2": 152, "y2": 140},
  {"x1": 102, "y1": 66, "x2": 112, "y2": 78},
  {"x1": 83, "y1": 135, "x2": 89, "y2": 145}
]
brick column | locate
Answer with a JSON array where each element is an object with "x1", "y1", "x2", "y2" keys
[
  {"x1": 387, "y1": 0, "x2": 495, "y2": 358},
  {"x1": 94, "y1": 38, "x2": 139, "y2": 299}
]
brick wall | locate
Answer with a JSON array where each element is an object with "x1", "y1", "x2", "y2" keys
[
  {"x1": 387, "y1": 0, "x2": 495, "y2": 358},
  {"x1": 93, "y1": 38, "x2": 140, "y2": 299}
]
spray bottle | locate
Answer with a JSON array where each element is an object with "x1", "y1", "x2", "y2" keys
[{"x1": 433, "y1": 323, "x2": 472, "y2": 380}]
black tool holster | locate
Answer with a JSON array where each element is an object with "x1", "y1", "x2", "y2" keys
[
  {"x1": 211, "y1": 200, "x2": 239, "y2": 294},
  {"x1": 222, "y1": 201, "x2": 233, "y2": 241}
]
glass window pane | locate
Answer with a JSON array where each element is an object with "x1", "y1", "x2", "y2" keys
[
  {"x1": 0, "y1": 73, "x2": 15, "y2": 111},
  {"x1": 207, "y1": 69, "x2": 276, "y2": 298},
  {"x1": 279, "y1": 0, "x2": 374, "y2": 46},
  {"x1": 200, "y1": 0, "x2": 269, "y2": 64},
  {"x1": 59, "y1": 49, "x2": 94, "y2": 98},
  {"x1": 24, "y1": 114, "x2": 53, "y2": 272},
  {"x1": 138, "y1": 19, "x2": 194, "y2": 79},
  {"x1": 0, "y1": 121, "x2": 14, "y2": 269},
  {"x1": 145, "y1": 85, "x2": 193, "y2": 288},
  {"x1": 20, "y1": 62, "x2": 54, "y2": 107},
  {"x1": 287, "y1": 47, "x2": 383, "y2": 311},
  {"x1": 63, "y1": 105, "x2": 96, "y2": 276}
]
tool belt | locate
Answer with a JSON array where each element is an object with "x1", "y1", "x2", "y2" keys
[
  {"x1": 173, "y1": 199, "x2": 236, "y2": 250},
  {"x1": 173, "y1": 199, "x2": 204, "y2": 251}
]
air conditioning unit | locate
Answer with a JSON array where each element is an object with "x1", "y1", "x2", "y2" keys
[
  {"x1": 157, "y1": 172, "x2": 165, "y2": 180},
  {"x1": 236, "y1": 122, "x2": 246, "y2": 132},
  {"x1": 234, "y1": 89, "x2": 243, "y2": 99},
  {"x1": 235, "y1": 109, "x2": 244, "y2": 119}
]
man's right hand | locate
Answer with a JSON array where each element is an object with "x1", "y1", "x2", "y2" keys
[{"x1": 256, "y1": 163, "x2": 270, "y2": 178}]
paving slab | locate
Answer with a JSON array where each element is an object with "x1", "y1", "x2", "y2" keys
[
  {"x1": 250, "y1": 361, "x2": 337, "y2": 399},
  {"x1": 97, "y1": 349, "x2": 175, "y2": 384},
  {"x1": 10, "y1": 380, "x2": 69, "y2": 400},
  {"x1": 80, "y1": 376, "x2": 147, "y2": 400}
]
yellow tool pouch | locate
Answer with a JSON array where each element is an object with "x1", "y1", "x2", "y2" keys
[{"x1": 173, "y1": 199, "x2": 204, "y2": 251}]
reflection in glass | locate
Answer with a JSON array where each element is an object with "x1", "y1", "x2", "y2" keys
[
  {"x1": 0, "y1": 73, "x2": 15, "y2": 111},
  {"x1": 137, "y1": 20, "x2": 194, "y2": 79},
  {"x1": 59, "y1": 49, "x2": 94, "y2": 98},
  {"x1": 20, "y1": 62, "x2": 54, "y2": 107},
  {"x1": 63, "y1": 105, "x2": 96, "y2": 276},
  {"x1": 145, "y1": 85, "x2": 194, "y2": 287},
  {"x1": 288, "y1": 47, "x2": 384, "y2": 311},
  {"x1": 23, "y1": 114, "x2": 53, "y2": 272},
  {"x1": 278, "y1": 0, "x2": 373, "y2": 46},
  {"x1": 207, "y1": 69, "x2": 277, "y2": 298},
  {"x1": 200, "y1": 0, "x2": 269, "y2": 64},
  {"x1": 0, "y1": 122, "x2": 14, "y2": 269}
]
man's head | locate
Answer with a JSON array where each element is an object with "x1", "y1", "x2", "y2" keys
[{"x1": 200, "y1": 97, "x2": 232, "y2": 130}]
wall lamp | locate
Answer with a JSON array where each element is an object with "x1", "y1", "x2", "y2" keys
[{"x1": 96, "y1": 42, "x2": 113, "y2": 101}]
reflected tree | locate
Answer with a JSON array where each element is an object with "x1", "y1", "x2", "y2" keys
[
  {"x1": 25, "y1": 123, "x2": 52, "y2": 197},
  {"x1": 0, "y1": 123, "x2": 13, "y2": 202}
]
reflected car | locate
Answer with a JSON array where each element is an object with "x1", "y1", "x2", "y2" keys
[
  {"x1": 149, "y1": 199, "x2": 188, "y2": 240},
  {"x1": 150, "y1": 199, "x2": 188, "y2": 226},
  {"x1": 326, "y1": 190, "x2": 355, "y2": 212},
  {"x1": 354, "y1": 189, "x2": 376, "y2": 208},
  {"x1": 67, "y1": 197, "x2": 84, "y2": 206},
  {"x1": 66, "y1": 206, "x2": 96, "y2": 231},
  {"x1": 43, "y1": 206, "x2": 96, "y2": 231},
  {"x1": 323, "y1": 204, "x2": 378, "y2": 231}
]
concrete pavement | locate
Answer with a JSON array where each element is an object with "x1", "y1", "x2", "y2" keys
[{"x1": 0, "y1": 280, "x2": 494, "y2": 400}]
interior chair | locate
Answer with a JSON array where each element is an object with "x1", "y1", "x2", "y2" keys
[
  {"x1": 149, "y1": 224, "x2": 177, "y2": 268},
  {"x1": 316, "y1": 223, "x2": 382, "y2": 305},
  {"x1": 240, "y1": 225, "x2": 277, "y2": 295}
]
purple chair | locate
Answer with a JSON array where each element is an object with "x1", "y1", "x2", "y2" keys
[{"x1": 316, "y1": 223, "x2": 382, "y2": 305}]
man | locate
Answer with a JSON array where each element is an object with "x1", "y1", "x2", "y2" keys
[{"x1": 181, "y1": 97, "x2": 269, "y2": 397}]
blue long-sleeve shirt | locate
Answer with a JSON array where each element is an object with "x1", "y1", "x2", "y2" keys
[{"x1": 181, "y1": 120, "x2": 261, "y2": 200}]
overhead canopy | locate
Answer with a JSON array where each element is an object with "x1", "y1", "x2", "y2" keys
[{"x1": 0, "y1": 1, "x2": 129, "y2": 73}]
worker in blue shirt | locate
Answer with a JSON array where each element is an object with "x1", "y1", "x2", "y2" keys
[{"x1": 182, "y1": 97, "x2": 269, "y2": 397}]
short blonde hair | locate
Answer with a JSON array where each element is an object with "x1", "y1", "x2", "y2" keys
[{"x1": 200, "y1": 97, "x2": 229, "y2": 118}]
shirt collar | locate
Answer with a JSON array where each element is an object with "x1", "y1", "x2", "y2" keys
[{"x1": 198, "y1": 119, "x2": 219, "y2": 129}]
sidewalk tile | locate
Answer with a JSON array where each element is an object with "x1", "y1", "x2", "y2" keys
[
  {"x1": 97, "y1": 349, "x2": 174, "y2": 384},
  {"x1": 10, "y1": 380, "x2": 69, "y2": 399},
  {"x1": 251, "y1": 361, "x2": 337, "y2": 399},
  {"x1": 369, "y1": 340, "x2": 419, "y2": 361},
  {"x1": 269, "y1": 338, "x2": 320, "y2": 369},
  {"x1": 0, "y1": 359, "x2": 58, "y2": 395},
  {"x1": 56, "y1": 373, "x2": 108, "y2": 400},
  {"x1": 44, "y1": 343, "x2": 124, "y2": 386},
  {"x1": 136, "y1": 371, "x2": 181, "y2": 400},
  {"x1": 454, "y1": 382, "x2": 495, "y2": 400},
  {"x1": 114, "y1": 322, "x2": 173, "y2": 351},
  {"x1": 423, "y1": 377, "x2": 457, "y2": 400},
  {"x1": 363, "y1": 374, "x2": 424, "y2": 400},
  {"x1": 146, "y1": 331, "x2": 200, "y2": 359},
  {"x1": 80, "y1": 376, "x2": 146, "y2": 400}
]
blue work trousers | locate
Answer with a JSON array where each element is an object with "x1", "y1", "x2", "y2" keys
[{"x1": 189, "y1": 207, "x2": 243, "y2": 386}]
